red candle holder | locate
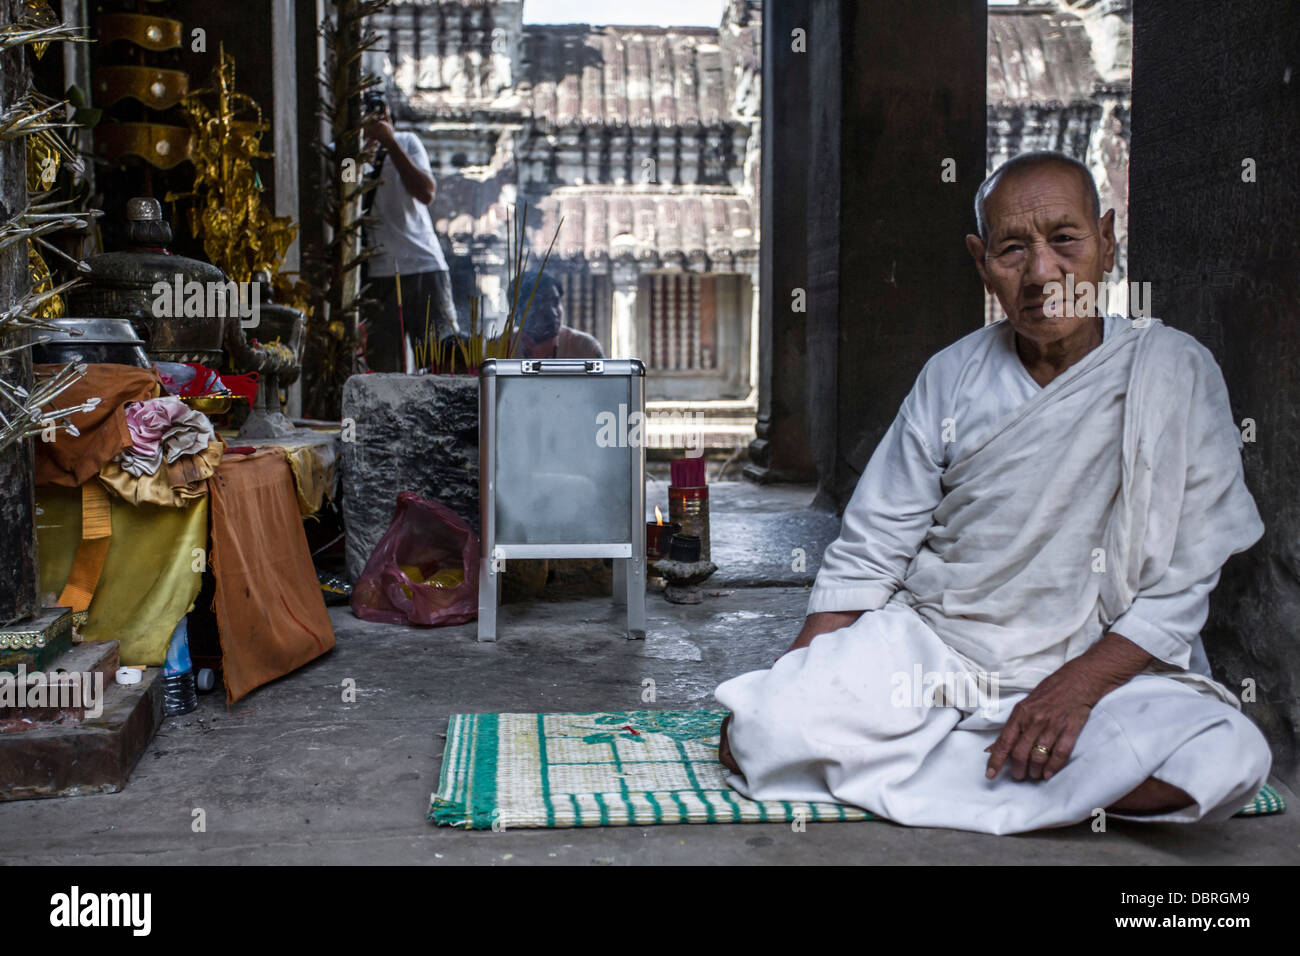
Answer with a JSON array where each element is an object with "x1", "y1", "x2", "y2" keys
[{"x1": 646, "y1": 520, "x2": 680, "y2": 560}]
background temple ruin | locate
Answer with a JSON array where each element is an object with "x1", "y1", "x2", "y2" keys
[{"x1": 364, "y1": 0, "x2": 1133, "y2": 449}]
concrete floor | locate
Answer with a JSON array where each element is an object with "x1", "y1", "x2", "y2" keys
[{"x1": 2, "y1": 483, "x2": 1297, "y2": 865}]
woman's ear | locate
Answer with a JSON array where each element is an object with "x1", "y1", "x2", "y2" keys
[{"x1": 965, "y1": 234, "x2": 992, "y2": 292}]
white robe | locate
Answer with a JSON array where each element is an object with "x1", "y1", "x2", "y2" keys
[{"x1": 716, "y1": 317, "x2": 1271, "y2": 834}]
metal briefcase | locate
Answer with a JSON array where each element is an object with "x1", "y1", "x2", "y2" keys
[{"x1": 477, "y1": 358, "x2": 646, "y2": 641}]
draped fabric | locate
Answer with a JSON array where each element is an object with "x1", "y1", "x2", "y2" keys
[
  {"x1": 207, "y1": 448, "x2": 335, "y2": 705},
  {"x1": 34, "y1": 363, "x2": 162, "y2": 488},
  {"x1": 37, "y1": 486, "x2": 208, "y2": 665}
]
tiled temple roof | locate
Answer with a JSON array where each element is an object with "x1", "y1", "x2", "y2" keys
[
  {"x1": 442, "y1": 189, "x2": 756, "y2": 267},
  {"x1": 535, "y1": 191, "x2": 754, "y2": 264},
  {"x1": 520, "y1": 25, "x2": 743, "y2": 129},
  {"x1": 988, "y1": 7, "x2": 1104, "y2": 106}
]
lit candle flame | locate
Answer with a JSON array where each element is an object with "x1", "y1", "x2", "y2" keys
[{"x1": 655, "y1": 505, "x2": 664, "y2": 526}]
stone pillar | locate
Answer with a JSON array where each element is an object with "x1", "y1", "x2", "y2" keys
[
  {"x1": 677, "y1": 129, "x2": 700, "y2": 186},
  {"x1": 393, "y1": 4, "x2": 417, "y2": 93},
  {"x1": 728, "y1": 125, "x2": 748, "y2": 189},
  {"x1": 1128, "y1": 0, "x2": 1300, "y2": 786},
  {"x1": 631, "y1": 129, "x2": 654, "y2": 185},
  {"x1": 609, "y1": 127, "x2": 631, "y2": 186},
  {"x1": 803, "y1": 0, "x2": 986, "y2": 505},
  {"x1": 296, "y1": 0, "x2": 328, "y2": 415},
  {"x1": 556, "y1": 130, "x2": 583, "y2": 183},
  {"x1": 487, "y1": 18, "x2": 513, "y2": 92},
  {"x1": 802, "y1": 0, "x2": 841, "y2": 504},
  {"x1": 745, "y1": 0, "x2": 814, "y2": 484},
  {"x1": 465, "y1": 8, "x2": 484, "y2": 100},
  {"x1": 609, "y1": 262, "x2": 639, "y2": 359},
  {"x1": 447, "y1": 10, "x2": 469, "y2": 100},
  {"x1": 583, "y1": 128, "x2": 602, "y2": 186},
  {"x1": 272, "y1": 0, "x2": 302, "y2": 417},
  {"x1": 0, "y1": 1, "x2": 37, "y2": 625},
  {"x1": 470, "y1": 245, "x2": 506, "y2": 329},
  {"x1": 656, "y1": 129, "x2": 677, "y2": 188}
]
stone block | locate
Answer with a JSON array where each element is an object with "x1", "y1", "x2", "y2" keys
[
  {"x1": 340, "y1": 373, "x2": 480, "y2": 582},
  {"x1": 0, "y1": 667, "x2": 162, "y2": 800}
]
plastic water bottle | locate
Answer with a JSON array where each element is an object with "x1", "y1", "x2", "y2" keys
[{"x1": 162, "y1": 616, "x2": 198, "y2": 716}]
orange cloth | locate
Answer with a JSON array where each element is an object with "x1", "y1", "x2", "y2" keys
[
  {"x1": 55, "y1": 482, "x2": 113, "y2": 612},
  {"x1": 208, "y1": 447, "x2": 335, "y2": 705},
  {"x1": 34, "y1": 363, "x2": 162, "y2": 487}
]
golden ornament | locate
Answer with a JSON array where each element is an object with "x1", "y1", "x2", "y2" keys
[
  {"x1": 22, "y1": 0, "x2": 58, "y2": 59},
  {"x1": 28, "y1": 246, "x2": 65, "y2": 319}
]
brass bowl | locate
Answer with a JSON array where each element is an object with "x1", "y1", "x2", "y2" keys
[{"x1": 181, "y1": 394, "x2": 242, "y2": 415}]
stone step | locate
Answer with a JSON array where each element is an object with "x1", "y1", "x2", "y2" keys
[
  {"x1": 0, "y1": 640, "x2": 123, "y2": 728},
  {"x1": 0, "y1": 666, "x2": 163, "y2": 801}
]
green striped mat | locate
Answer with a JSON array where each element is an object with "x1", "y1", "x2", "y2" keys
[{"x1": 428, "y1": 709, "x2": 1287, "y2": 829}]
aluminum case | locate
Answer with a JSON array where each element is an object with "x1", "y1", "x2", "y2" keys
[{"x1": 478, "y1": 358, "x2": 646, "y2": 641}]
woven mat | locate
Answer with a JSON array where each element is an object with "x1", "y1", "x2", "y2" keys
[{"x1": 428, "y1": 709, "x2": 1288, "y2": 829}]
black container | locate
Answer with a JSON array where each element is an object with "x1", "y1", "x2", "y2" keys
[
  {"x1": 31, "y1": 317, "x2": 150, "y2": 368},
  {"x1": 668, "y1": 533, "x2": 702, "y2": 562},
  {"x1": 67, "y1": 197, "x2": 230, "y2": 368}
]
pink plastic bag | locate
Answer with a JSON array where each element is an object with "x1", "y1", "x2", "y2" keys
[{"x1": 351, "y1": 491, "x2": 479, "y2": 627}]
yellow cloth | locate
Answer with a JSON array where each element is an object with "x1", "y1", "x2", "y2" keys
[
  {"x1": 98, "y1": 439, "x2": 225, "y2": 507},
  {"x1": 280, "y1": 441, "x2": 335, "y2": 517},
  {"x1": 223, "y1": 434, "x2": 338, "y2": 517},
  {"x1": 37, "y1": 486, "x2": 208, "y2": 665}
]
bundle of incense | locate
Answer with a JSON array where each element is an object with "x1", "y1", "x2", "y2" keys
[
  {"x1": 670, "y1": 457, "x2": 707, "y2": 488},
  {"x1": 395, "y1": 267, "x2": 407, "y2": 371},
  {"x1": 413, "y1": 297, "x2": 432, "y2": 371},
  {"x1": 669, "y1": 456, "x2": 710, "y2": 560},
  {"x1": 419, "y1": 202, "x2": 565, "y2": 375}
]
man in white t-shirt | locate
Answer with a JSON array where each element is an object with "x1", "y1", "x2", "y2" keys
[{"x1": 362, "y1": 96, "x2": 461, "y2": 372}]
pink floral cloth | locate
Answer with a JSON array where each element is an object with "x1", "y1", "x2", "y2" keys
[
  {"x1": 118, "y1": 397, "x2": 215, "y2": 477},
  {"x1": 124, "y1": 396, "x2": 188, "y2": 458}
]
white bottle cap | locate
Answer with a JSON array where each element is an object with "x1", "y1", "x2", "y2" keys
[{"x1": 115, "y1": 666, "x2": 142, "y2": 685}]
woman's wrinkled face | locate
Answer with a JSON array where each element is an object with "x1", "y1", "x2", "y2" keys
[{"x1": 967, "y1": 163, "x2": 1116, "y2": 349}]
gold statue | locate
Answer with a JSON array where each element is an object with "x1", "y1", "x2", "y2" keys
[{"x1": 166, "y1": 44, "x2": 312, "y2": 317}]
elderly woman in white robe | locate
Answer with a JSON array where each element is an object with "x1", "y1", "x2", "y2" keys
[{"x1": 715, "y1": 152, "x2": 1271, "y2": 835}]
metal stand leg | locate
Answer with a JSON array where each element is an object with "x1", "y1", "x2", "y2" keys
[
  {"x1": 478, "y1": 556, "x2": 498, "y2": 642},
  {"x1": 612, "y1": 557, "x2": 626, "y2": 606},
  {"x1": 624, "y1": 555, "x2": 645, "y2": 640}
]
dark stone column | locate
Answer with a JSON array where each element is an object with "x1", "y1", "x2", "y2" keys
[
  {"x1": 1129, "y1": 0, "x2": 1300, "y2": 785},
  {"x1": 806, "y1": 0, "x2": 987, "y2": 505},
  {"x1": 746, "y1": 0, "x2": 815, "y2": 484},
  {"x1": 0, "y1": 0, "x2": 38, "y2": 626},
  {"x1": 803, "y1": 0, "x2": 841, "y2": 507}
]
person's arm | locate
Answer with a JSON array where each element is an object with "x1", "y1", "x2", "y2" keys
[
  {"x1": 367, "y1": 123, "x2": 436, "y2": 205},
  {"x1": 793, "y1": 385, "x2": 946, "y2": 655},
  {"x1": 784, "y1": 610, "x2": 866, "y2": 655},
  {"x1": 984, "y1": 569, "x2": 1223, "y2": 782},
  {"x1": 1106, "y1": 568, "x2": 1220, "y2": 670}
]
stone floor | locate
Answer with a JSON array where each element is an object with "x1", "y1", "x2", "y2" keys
[{"x1": 1, "y1": 483, "x2": 1296, "y2": 865}]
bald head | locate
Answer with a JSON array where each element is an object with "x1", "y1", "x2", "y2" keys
[{"x1": 975, "y1": 152, "x2": 1100, "y2": 241}]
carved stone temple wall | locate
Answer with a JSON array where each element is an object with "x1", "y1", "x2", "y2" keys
[
  {"x1": 986, "y1": 0, "x2": 1132, "y2": 321},
  {"x1": 365, "y1": 0, "x2": 763, "y2": 451}
]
